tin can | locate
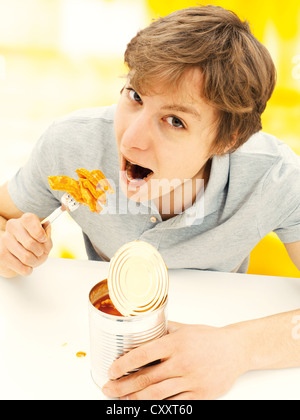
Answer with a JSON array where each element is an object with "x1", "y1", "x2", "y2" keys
[{"x1": 89, "y1": 279, "x2": 168, "y2": 389}]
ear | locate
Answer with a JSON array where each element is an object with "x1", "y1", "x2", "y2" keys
[{"x1": 224, "y1": 133, "x2": 238, "y2": 153}]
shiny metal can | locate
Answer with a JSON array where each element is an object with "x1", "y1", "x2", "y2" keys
[{"x1": 89, "y1": 279, "x2": 168, "y2": 389}]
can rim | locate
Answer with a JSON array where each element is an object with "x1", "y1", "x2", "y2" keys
[{"x1": 89, "y1": 286, "x2": 169, "y2": 321}]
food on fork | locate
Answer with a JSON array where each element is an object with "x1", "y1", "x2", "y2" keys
[{"x1": 48, "y1": 168, "x2": 114, "y2": 213}]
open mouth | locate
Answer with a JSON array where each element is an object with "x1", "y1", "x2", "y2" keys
[{"x1": 123, "y1": 156, "x2": 154, "y2": 184}]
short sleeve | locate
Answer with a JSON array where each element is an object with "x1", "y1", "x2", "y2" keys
[
  {"x1": 273, "y1": 202, "x2": 300, "y2": 243},
  {"x1": 259, "y1": 154, "x2": 300, "y2": 243},
  {"x1": 8, "y1": 123, "x2": 61, "y2": 218}
]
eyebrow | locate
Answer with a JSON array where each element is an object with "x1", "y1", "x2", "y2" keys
[{"x1": 160, "y1": 104, "x2": 202, "y2": 121}]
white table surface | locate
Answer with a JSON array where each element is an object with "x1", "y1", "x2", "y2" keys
[{"x1": 0, "y1": 257, "x2": 299, "y2": 400}]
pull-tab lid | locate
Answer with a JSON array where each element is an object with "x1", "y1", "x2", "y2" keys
[{"x1": 107, "y1": 241, "x2": 169, "y2": 317}]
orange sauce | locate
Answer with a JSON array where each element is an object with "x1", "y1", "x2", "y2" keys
[
  {"x1": 93, "y1": 293, "x2": 123, "y2": 317},
  {"x1": 76, "y1": 352, "x2": 87, "y2": 358}
]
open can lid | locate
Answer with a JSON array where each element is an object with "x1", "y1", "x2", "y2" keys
[{"x1": 107, "y1": 241, "x2": 169, "y2": 317}]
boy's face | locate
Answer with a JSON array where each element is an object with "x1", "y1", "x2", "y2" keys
[{"x1": 114, "y1": 67, "x2": 219, "y2": 203}]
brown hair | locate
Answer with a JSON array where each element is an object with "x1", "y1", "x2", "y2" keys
[{"x1": 124, "y1": 5, "x2": 277, "y2": 153}]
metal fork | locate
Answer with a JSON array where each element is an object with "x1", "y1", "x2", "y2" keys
[{"x1": 41, "y1": 193, "x2": 80, "y2": 230}]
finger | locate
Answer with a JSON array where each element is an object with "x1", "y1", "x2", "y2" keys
[
  {"x1": 42, "y1": 221, "x2": 51, "y2": 231},
  {"x1": 166, "y1": 392, "x2": 194, "y2": 400},
  {"x1": 4, "y1": 248, "x2": 33, "y2": 277},
  {"x1": 121, "y1": 378, "x2": 187, "y2": 401},
  {"x1": 103, "y1": 359, "x2": 175, "y2": 398},
  {"x1": 21, "y1": 218, "x2": 52, "y2": 255},
  {"x1": 21, "y1": 213, "x2": 48, "y2": 243},
  {"x1": 108, "y1": 335, "x2": 172, "y2": 380},
  {"x1": 43, "y1": 225, "x2": 53, "y2": 253},
  {"x1": 4, "y1": 231, "x2": 40, "y2": 267},
  {"x1": 167, "y1": 321, "x2": 184, "y2": 334},
  {"x1": 45, "y1": 224, "x2": 51, "y2": 236},
  {"x1": 6, "y1": 222, "x2": 46, "y2": 258}
]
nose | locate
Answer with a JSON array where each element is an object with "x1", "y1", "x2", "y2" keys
[{"x1": 121, "y1": 111, "x2": 153, "y2": 151}]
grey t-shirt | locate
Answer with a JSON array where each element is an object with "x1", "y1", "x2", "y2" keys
[{"x1": 8, "y1": 105, "x2": 300, "y2": 273}]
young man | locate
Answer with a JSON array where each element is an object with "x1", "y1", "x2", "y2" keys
[{"x1": 0, "y1": 6, "x2": 299, "y2": 400}]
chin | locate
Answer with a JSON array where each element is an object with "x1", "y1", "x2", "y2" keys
[{"x1": 120, "y1": 176, "x2": 155, "y2": 203}]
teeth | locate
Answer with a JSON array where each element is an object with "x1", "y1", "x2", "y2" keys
[
  {"x1": 126, "y1": 171, "x2": 141, "y2": 183},
  {"x1": 126, "y1": 171, "x2": 134, "y2": 181}
]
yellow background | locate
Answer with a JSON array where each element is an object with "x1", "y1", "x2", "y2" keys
[{"x1": 0, "y1": 0, "x2": 299, "y2": 276}]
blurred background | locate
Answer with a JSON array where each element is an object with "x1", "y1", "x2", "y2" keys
[{"x1": 0, "y1": 0, "x2": 299, "y2": 276}]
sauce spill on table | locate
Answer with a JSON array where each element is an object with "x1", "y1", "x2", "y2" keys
[{"x1": 76, "y1": 352, "x2": 87, "y2": 358}]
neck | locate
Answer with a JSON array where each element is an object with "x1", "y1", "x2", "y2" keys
[{"x1": 155, "y1": 159, "x2": 212, "y2": 221}]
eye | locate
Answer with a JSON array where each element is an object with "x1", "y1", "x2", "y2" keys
[
  {"x1": 165, "y1": 116, "x2": 185, "y2": 129},
  {"x1": 126, "y1": 88, "x2": 143, "y2": 104}
]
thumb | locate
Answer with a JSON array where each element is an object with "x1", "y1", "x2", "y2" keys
[{"x1": 45, "y1": 223, "x2": 52, "y2": 238}]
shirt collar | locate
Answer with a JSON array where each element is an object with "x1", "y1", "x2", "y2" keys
[
  {"x1": 164, "y1": 153, "x2": 230, "y2": 227},
  {"x1": 202, "y1": 154, "x2": 230, "y2": 217}
]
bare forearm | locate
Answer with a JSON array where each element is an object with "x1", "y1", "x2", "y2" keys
[{"x1": 230, "y1": 309, "x2": 300, "y2": 371}]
